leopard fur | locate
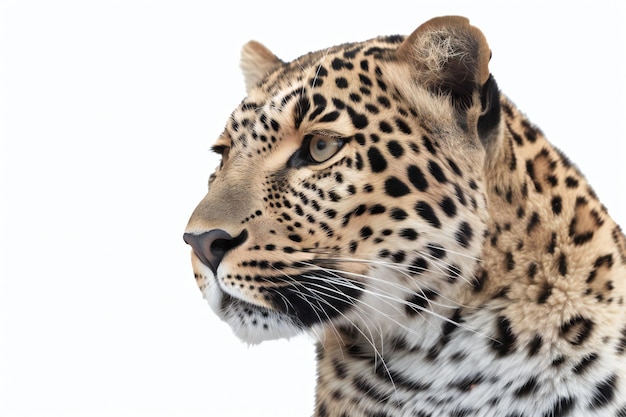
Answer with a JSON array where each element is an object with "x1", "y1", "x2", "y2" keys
[{"x1": 184, "y1": 16, "x2": 626, "y2": 417}]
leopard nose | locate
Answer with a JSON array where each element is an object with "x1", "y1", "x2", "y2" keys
[{"x1": 183, "y1": 229, "x2": 248, "y2": 274}]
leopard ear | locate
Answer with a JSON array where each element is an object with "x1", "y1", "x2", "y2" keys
[
  {"x1": 397, "y1": 16, "x2": 491, "y2": 108},
  {"x1": 397, "y1": 16, "x2": 501, "y2": 145},
  {"x1": 240, "y1": 41, "x2": 283, "y2": 93}
]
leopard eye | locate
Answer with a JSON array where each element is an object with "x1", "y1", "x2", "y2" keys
[{"x1": 308, "y1": 135, "x2": 343, "y2": 163}]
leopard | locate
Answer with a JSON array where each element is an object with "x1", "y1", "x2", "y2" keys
[{"x1": 183, "y1": 16, "x2": 626, "y2": 417}]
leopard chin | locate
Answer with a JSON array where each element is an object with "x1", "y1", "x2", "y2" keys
[
  {"x1": 211, "y1": 290, "x2": 304, "y2": 344},
  {"x1": 191, "y1": 259, "x2": 304, "y2": 344}
]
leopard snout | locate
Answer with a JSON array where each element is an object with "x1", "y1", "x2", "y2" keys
[{"x1": 183, "y1": 229, "x2": 248, "y2": 274}]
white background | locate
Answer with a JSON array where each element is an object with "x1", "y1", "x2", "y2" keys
[{"x1": 1, "y1": 1, "x2": 624, "y2": 416}]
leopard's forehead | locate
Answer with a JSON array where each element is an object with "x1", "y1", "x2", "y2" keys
[
  {"x1": 221, "y1": 32, "x2": 460, "y2": 166},
  {"x1": 257, "y1": 35, "x2": 406, "y2": 96}
]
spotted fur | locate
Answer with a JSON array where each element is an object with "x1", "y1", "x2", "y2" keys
[{"x1": 184, "y1": 16, "x2": 626, "y2": 417}]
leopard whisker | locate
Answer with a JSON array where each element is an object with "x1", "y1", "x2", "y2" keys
[
  {"x1": 299, "y1": 258, "x2": 462, "y2": 310},
  {"x1": 299, "y1": 269, "x2": 454, "y2": 338},
  {"x1": 296, "y1": 264, "x2": 494, "y2": 343},
  {"x1": 294, "y1": 281, "x2": 400, "y2": 402}
]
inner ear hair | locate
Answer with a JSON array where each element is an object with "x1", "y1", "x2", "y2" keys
[
  {"x1": 397, "y1": 16, "x2": 491, "y2": 107},
  {"x1": 240, "y1": 40, "x2": 283, "y2": 93}
]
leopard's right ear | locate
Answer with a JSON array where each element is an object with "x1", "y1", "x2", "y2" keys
[
  {"x1": 240, "y1": 41, "x2": 283, "y2": 93},
  {"x1": 396, "y1": 16, "x2": 491, "y2": 106},
  {"x1": 397, "y1": 16, "x2": 501, "y2": 148}
]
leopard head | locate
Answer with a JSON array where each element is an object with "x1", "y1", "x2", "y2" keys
[{"x1": 183, "y1": 16, "x2": 501, "y2": 344}]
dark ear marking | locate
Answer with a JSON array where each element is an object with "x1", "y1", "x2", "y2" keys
[
  {"x1": 477, "y1": 74, "x2": 502, "y2": 146},
  {"x1": 396, "y1": 16, "x2": 501, "y2": 143}
]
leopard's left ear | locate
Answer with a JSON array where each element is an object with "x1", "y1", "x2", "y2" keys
[
  {"x1": 397, "y1": 16, "x2": 501, "y2": 144},
  {"x1": 240, "y1": 41, "x2": 283, "y2": 93}
]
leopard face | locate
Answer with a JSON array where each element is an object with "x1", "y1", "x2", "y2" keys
[{"x1": 184, "y1": 17, "x2": 499, "y2": 344}]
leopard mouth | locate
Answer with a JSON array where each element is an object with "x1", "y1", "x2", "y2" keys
[
  {"x1": 211, "y1": 283, "x2": 305, "y2": 343},
  {"x1": 218, "y1": 290, "x2": 280, "y2": 322},
  {"x1": 207, "y1": 269, "x2": 364, "y2": 343}
]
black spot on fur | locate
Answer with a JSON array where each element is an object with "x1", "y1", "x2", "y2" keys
[
  {"x1": 527, "y1": 334, "x2": 543, "y2": 356},
  {"x1": 526, "y1": 212, "x2": 540, "y2": 233},
  {"x1": 328, "y1": 190, "x2": 341, "y2": 202},
  {"x1": 347, "y1": 106, "x2": 368, "y2": 129},
  {"x1": 407, "y1": 165, "x2": 428, "y2": 192},
  {"x1": 572, "y1": 353, "x2": 598, "y2": 375},
  {"x1": 395, "y1": 118, "x2": 412, "y2": 134},
  {"x1": 367, "y1": 146, "x2": 387, "y2": 173},
  {"x1": 594, "y1": 254, "x2": 614, "y2": 268},
  {"x1": 332, "y1": 98, "x2": 345, "y2": 109},
  {"x1": 405, "y1": 289, "x2": 438, "y2": 316},
  {"x1": 472, "y1": 269, "x2": 487, "y2": 292},
  {"x1": 335, "y1": 77, "x2": 348, "y2": 88},
  {"x1": 447, "y1": 158, "x2": 463, "y2": 177},
  {"x1": 319, "y1": 111, "x2": 339, "y2": 123},
  {"x1": 358, "y1": 74, "x2": 372, "y2": 87},
  {"x1": 428, "y1": 244, "x2": 446, "y2": 259},
  {"x1": 492, "y1": 316, "x2": 517, "y2": 356},
  {"x1": 288, "y1": 234, "x2": 302, "y2": 243},
  {"x1": 387, "y1": 250, "x2": 404, "y2": 262},
  {"x1": 379, "y1": 121, "x2": 393, "y2": 133},
  {"x1": 557, "y1": 254, "x2": 568, "y2": 276},
  {"x1": 384, "y1": 177, "x2": 411, "y2": 197},
  {"x1": 541, "y1": 397, "x2": 575, "y2": 417},
  {"x1": 455, "y1": 222, "x2": 473, "y2": 248},
  {"x1": 537, "y1": 285, "x2": 552, "y2": 304},
  {"x1": 408, "y1": 257, "x2": 428, "y2": 275},
  {"x1": 505, "y1": 252, "x2": 515, "y2": 271},
  {"x1": 359, "y1": 226, "x2": 373, "y2": 239},
  {"x1": 525, "y1": 159, "x2": 543, "y2": 193},
  {"x1": 560, "y1": 316, "x2": 594, "y2": 346},
  {"x1": 309, "y1": 94, "x2": 327, "y2": 120},
  {"x1": 551, "y1": 196, "x2": 563, "y2": 215},
  {"x1": 368, "y1": 204, "x2": 386, "y2": 215},
  {"x1": 565, "y1": 176, "x2": 579, "y2": 188},
  {"x1": 616, "y1": 326, "x2": 626, "y2": 355},
  {"x1": 446, "y1": 264, "x2": 462, "y2": 282},
  {"x1": 589, "y1": 374, "x2": 617, "y2": 409},
  {"x1": 390, "y1": 208, "x2": 408, "y2": 221},
  {"x1": 294, "y1": 95, "x2": 311, "y2": 130},
  {"x1": 352, "y1": 376, "x2": 390, "y2": 403},
  {"x1": 415, "y1": 201, "x2": 441, "y2": 228},
  {"x1": 514, "y1": 376, "x2": 539, "y2": 397},
  {"x1": 422, "y1": 136, "x2": 437, "y2": 155},
  {"x1": 377, "y1": 96, "x2": 391, "y2": 109},
  {"x1": 400, "y1": 228, "x2": 418, "y2": 241},
  {"x1": 331, "y1": 57, "x2": 353, "y2": 70},
  {"x1": 386, "y1": 140, "x2": 404, "y2": 158},
  {"x1": 449, "y1": 408, "x2": 475, "y2": 417},
  {"x1": 440, "y1": 196, "x2": 457, "y2": 217},
  {"x1": 547, "y1": 232, "x2": 557, "y2": 254},
  {"x1": 428, "y1": 160, "x2": 447, "y2": 183}
]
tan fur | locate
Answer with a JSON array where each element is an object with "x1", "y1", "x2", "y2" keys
[
  {"x1": 185, "y1": 16, "x2": 626, "y2": 417},
  {"x1": 240, "y1": 40, "x2": 282, "y2": 93}
]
